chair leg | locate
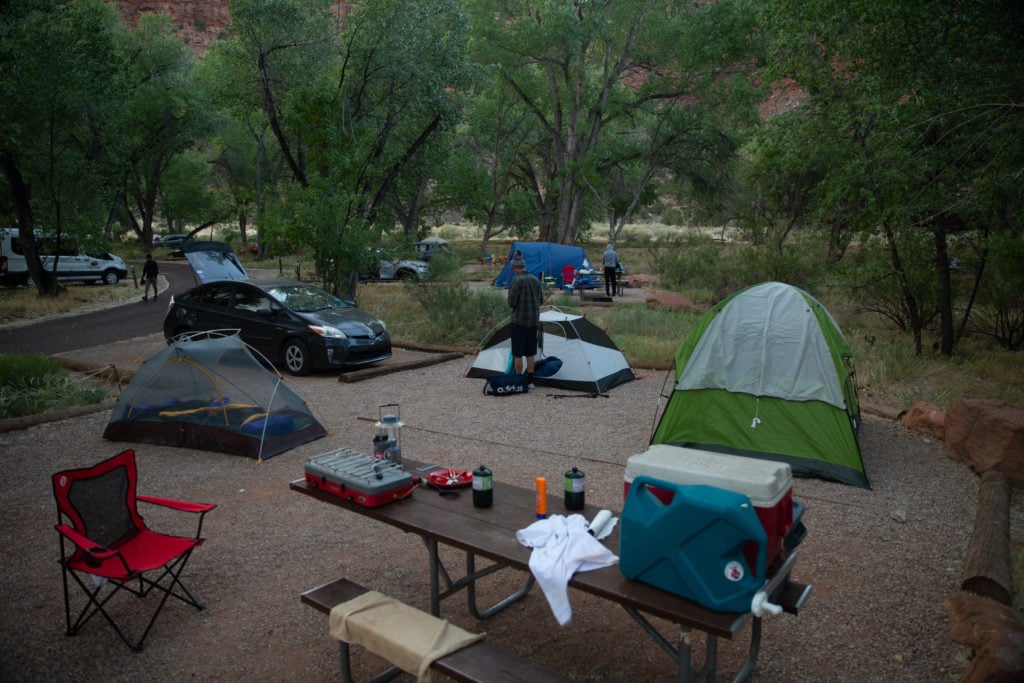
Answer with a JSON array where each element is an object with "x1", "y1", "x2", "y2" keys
[
  {"x1": 63, "y1": 565, "x2": 141, "y2": 652},
  {"x1": 138, "y1": 550, "x2": 205, "y2": 610},
  {"x1": 60, "y1": 550, "x2": 205, "y2": 652}
]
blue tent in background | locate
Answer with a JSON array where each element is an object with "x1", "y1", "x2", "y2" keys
[{"x1": 492, "y1": 241, "x2": 588, "y2": 289}]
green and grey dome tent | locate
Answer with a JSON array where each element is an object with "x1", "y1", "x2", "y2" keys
[
  {"x1": 104, "y1": 332, "x2": 326, "y2": 461},
  {"x1": 651, "y1": 282, "x2": 869, "y2": 488}
]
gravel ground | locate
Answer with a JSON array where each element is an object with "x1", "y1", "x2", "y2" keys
[{"x1": 0, "y1": 332, "x2": 997, "y2": 682}]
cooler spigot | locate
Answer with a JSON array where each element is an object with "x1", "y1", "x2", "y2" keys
[{"x1": 750, "y1": 590, "x2": 783, "y2": 617}]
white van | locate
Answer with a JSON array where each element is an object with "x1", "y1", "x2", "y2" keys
[{"x1": 0, "y1": 228, "x2": 128, "y2": 287}]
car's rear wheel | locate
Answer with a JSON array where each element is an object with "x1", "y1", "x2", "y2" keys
[{"x1": 283, "y1": 339, "x2": 312, "y2": 376}]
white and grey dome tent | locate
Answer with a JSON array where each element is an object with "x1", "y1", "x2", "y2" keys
[{"x1": 466, "y1": 307, "x2": 635, "y2": 394}]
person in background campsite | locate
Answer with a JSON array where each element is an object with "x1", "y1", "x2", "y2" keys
[
  {"x1": 507, "y1": 250, "x2": 543, "y2": 387},
  {"x1": 602, "y1": 242, "x2": 619, "y2": 298},
  {"x1": 141, "y1": 253, "x2": 159, "y2": 302}
]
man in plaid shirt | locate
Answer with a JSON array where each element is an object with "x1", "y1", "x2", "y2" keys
[{"x1": 507, "y1": 251, "x2": 543, "y2": 387}]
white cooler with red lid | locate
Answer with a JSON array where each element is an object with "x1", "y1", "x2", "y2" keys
[{"x1": 624, "y1": 445, "x2": 794, "y2": 566}]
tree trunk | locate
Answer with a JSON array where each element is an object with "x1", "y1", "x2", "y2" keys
[
  {"x1": 882, "y1": 217, "x2": 924, "y2": 353},
  {"x1": 0, "y1": 152, "x2": 57, "y2": 296},
  {"x1": 239, "y1": 209, "x2": 248, "y2": 245},
  {"x1": 934, "y1": 223, "x2": 954, "y2": 355}
]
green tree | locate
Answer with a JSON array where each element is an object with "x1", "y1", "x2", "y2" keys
[
  {"x1": 465, "y1": 0, "x2": 760, "y2": 245},
  {"x1": 439, "y1": 86, "x2": 543, "y2": 257},
  {"x1": 158, "y1": 151, "x2": 235, "y2": 237},
  {"x1": 114, "y1": 14, "x2": 215, "y2": 250},
  {"x1": 211, "y1": 0, "x2": 471, "y2": 293},
  {"x1": 205, "y1": 118, "x2": 270, "y2": 251},
  {"x1": 763, "y1": 0, "x2": 1024, "y2": 354},
  {"x1": 0, "y1": 0, "x2": 126, "y2": 295}
]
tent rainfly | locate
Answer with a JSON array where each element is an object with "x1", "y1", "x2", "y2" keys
[
  {"x1": 103, "y1": 333, "x2": 326, "y2": 461},
  {"x1": 466, "y1": 307, "x2": 634, "y2": 394},
  {"x1": 651, "y1": 282, "x2": 869, "y2": 488},
  {"x1": 492, "y1": 241, "x2": 587, "y2": 289}
]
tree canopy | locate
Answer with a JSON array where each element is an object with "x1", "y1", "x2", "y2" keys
[{"x1": 1, "y1": 0, "x2": 1020, "y2": 355}]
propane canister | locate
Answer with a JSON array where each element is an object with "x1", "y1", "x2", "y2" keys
[
  {"x1": 564, "y1": 467, "x2": 585, "y2": 510},
  {"x1": 472, "y1": 465, "x2": 493, "y2": 508}
]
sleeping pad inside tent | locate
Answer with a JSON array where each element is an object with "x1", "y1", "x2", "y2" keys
[
  {"x1": 104, "y1": 333, "x2": 326, "y2": 460},
  {"x1": 651, "y1": 282, "x2": 869, "y2": 488}
]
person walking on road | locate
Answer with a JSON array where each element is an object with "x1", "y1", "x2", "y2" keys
[
  {"x1": 141, "y1": 253, "x2": 159, "y2": 302},
  {"x1": 602, "y1": 243, "x2": 619, "y2": 298},
  {"x1": 507, "y1": 250, "x2": 543, "y2": 387}
]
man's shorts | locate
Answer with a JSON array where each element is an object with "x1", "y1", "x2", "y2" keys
[{"x1": 510, "y1": 323, "x2": 538, "y2": 358}]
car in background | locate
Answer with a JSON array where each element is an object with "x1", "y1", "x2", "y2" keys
[
  {"x1": 0, "y1": 228, "x2": 127, "y2": 286},
  {"x1": 359, "y1": 249, "x2": 430, "y2": 282},
  {"x1": 162, "y1": 278, "x2": 391, "y2": 376},
  {"x1": 153, "y1": 233, "x2": 190, "y2": 249},
  {"x1": 413, "y1": 237, "x2": 451, "y2": 262}
]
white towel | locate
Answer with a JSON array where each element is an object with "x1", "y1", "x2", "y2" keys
[{"x1": 516, "y1": 514, "x2": 618, "y2": 625}]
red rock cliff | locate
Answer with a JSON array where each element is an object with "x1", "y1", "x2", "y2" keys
[{"x1": 113, "y1": 1, "x2": 351, "y2": 54}]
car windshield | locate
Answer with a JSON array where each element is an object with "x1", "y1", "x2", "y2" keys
[{"x1": 266, "y1": 284, "x2": 351, "y2": 313}]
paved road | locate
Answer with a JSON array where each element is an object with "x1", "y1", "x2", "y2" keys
[{"x1": 0, "y1": 262, "x2": 196, "y2": 355}]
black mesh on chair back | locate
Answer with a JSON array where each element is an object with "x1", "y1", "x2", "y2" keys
[{"x1": 67, "y1": 465, "x2": 138, "y2": 548}]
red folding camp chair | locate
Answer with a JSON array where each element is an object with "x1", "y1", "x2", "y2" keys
[{"x1": 52, "y1": 449, "x2": 216, "y2": 652}]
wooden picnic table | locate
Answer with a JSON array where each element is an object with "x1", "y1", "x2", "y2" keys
[{"x1": 290, "y1": 459, "x2": 810, "y2": 682}]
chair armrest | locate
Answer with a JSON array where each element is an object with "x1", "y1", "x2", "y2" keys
[
  {"x1": 137, "y1": 494, "x2": 217, "y2": 514},
  {"x1": 54, "y1": 524, "x2": 118, "y2": 561}
]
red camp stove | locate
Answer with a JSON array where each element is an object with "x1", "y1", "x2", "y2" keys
[{"x1": 304, "y1": 448, "x2": 416, "y2": 507}]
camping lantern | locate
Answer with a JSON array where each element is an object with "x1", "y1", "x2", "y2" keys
[{"x1": 374, "y1": 403, "x2": 403, "y2": 465}]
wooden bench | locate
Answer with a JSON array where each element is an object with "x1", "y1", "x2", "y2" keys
[{"x1": 302, "y1": 577, "x2": 571, "y2": 683}]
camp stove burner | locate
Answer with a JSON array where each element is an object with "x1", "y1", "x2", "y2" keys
[{"x1": 304, "y1": 448, "x2": 416, "y2": 507}]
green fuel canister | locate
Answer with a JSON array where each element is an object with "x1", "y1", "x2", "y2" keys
[
  {"x1": 472, "y1": 465, "x2": 493, "y2": 508},
  {"x1": 564, "y1": 467, "x2": 585, "y2": 510}
]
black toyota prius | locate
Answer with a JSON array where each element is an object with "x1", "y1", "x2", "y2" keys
[{"x1": 163, "y1": 278, "x2": 391, "y2": 376}]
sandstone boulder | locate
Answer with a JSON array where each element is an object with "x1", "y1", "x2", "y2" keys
[
  {"x1": 945, "y1": 593, "x2": 1024, "y2": 683},
  {"x1": 945, "y1": 399, "x2": 1024, "y2": 487},
  {"x1": 901, "y1": 401, "x2": 946, "y2": 439},
  {"x1": 645, "y1": 290, "x2": 697, "y2": 311}
]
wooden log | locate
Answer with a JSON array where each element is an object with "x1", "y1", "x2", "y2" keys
[
  {"x1": 960, "y1": 471, "x2": 1012, "y2": 605},
  {"x1": 337, "y1": 352, "x2": 462, "y2": 383}
]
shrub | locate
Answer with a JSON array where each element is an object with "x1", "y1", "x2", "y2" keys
[
  {"x1": 659, "y1": 206, "x2": 684, "y2": 226},
  {"x1": 410, "y1": 283, "x2": 509, "y2": 346},
  {"x1": 969, "y1": 232, "x2": 1024, "y2": 351},
  {"x1": 0, "y1": 354, "x2": 106, "y2": 419}
]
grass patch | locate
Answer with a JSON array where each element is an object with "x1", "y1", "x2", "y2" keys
[
  {"x1": 0, "y1": 354, "x2": 107, "y2": 419},
  {"x1": 357, "y1": 275, "x2": 1024, "y2": 412},
  {"x1": 5, "y1": 229, "x2": 1022, "y2": 415},
  {"x1": 0, "y1": 281, "x2": 141, "y2": 325}
]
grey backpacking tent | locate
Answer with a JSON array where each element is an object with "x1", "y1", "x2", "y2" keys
[
  {"x1": 466, "y1": 307, "x2": 634, "y2": 394},
  {"x1": 651, "y1": 282, "x2": 869, "y2": 488},
  {"x1": 104, "y1": 332, "x2": 326, "y2": 460}
]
